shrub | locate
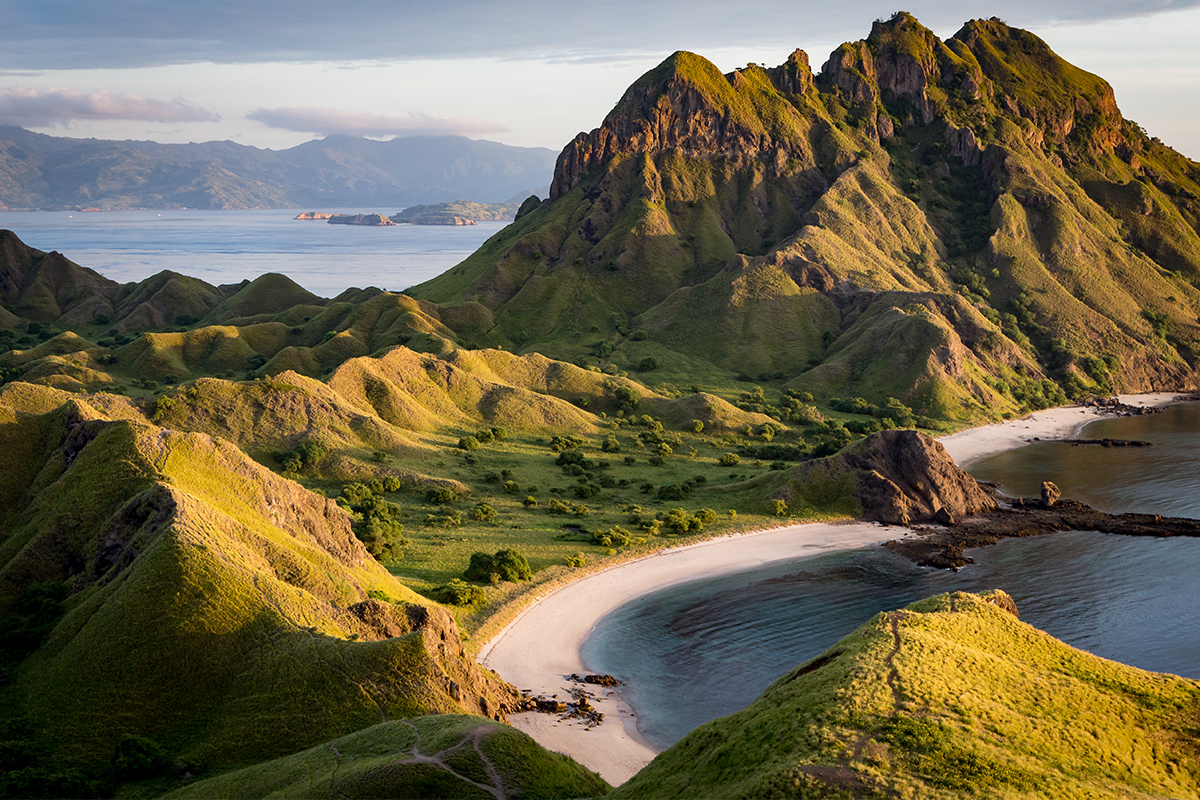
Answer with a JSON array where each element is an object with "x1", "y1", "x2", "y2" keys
[
  {"x1": 522, "y1": 495, "x2": 538, "y2": 508},
  {"x1": 720, "y1": 453, "x2": 741, "y2": 466},
  {"x1": 458, "y1": 436, "x2": 480, "y2": 451},
  {"x1": 692, "y1": 419, "x2": 704, "y2": 433},
  {"x1": 613, "y1": 386, "x2": 640, "y2": 412},
  {"x1": 637, "y1": 357, "x2": 659, "y2": 371},
  {"x1": 436, "y1": 578, "x2": 486, "y2": 607},
  {"x1": 111, "y1": 734, "x2": 169, "y2": 780},
  {"x1": 565, "y1": 553, "x2": 588, "y2": 568},
  {"x1": 465, "y1": 549, "x2": 532, "y2": 583},
  {"x1": 426, "y1": 487, "x2": 459, "y2": 505},
  {"x1": 773, "y1": 499, "x2": 789, "y2": 517},
  {"x1": 471, "y1": 503, "x2": 497, "y2": 522},
  {"x1": 601, "y1": 435, "x2": 621, "y2": 453},
  {"x1": 592, "y1": 526, "x2": 632, "y2": 548}
]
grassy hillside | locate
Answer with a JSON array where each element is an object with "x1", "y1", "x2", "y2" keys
[
  {"x1": 0, "y1": 393, "x2": 520, "y2": 796},
  {"x1": 406, "y1": 12, "x2": 1200, "y2": 420},
  {"x1": 614, "y1": 591, "x2": 1200, "y2": 799},
  {"x1": 162, "y1": 715, "x2": 609, "y2": 799}
]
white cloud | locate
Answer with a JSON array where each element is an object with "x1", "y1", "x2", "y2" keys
[
  {"x1": 246, "y1": 107, "x2": 507, "y2": 138},
  {"x1": 0, "y1": 87, "x2": 217, "y2": 127}
]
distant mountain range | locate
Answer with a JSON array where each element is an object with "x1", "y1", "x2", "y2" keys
[{"x1": 0, "y1": 127, "x2": 555, "y2": 210}]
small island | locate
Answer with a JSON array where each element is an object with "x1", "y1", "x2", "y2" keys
[
  {"x1": 390, "y1": 199, "x2": 526, "y2": 225},
  {"x1": 327, "y1": 213, "x2": 395, "y2": 226},
  {"x1": 293, "y1": 211, "x2": 332, "y2": 220}
]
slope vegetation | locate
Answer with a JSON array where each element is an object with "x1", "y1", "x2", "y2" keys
[
  {"x1": 0, "y1": 394, "x2": 518, "y2": 785},
  {"x1": 411, "y1": 13, "x2": 1200, "y2": 422},
  {"x1": 614, "y1": 591, "x2": 1200, "y2": 799},
  {"x1": 163, "y1": 715, "x2": 609, "y2": 800}
]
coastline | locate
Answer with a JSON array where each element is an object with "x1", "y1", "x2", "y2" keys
[
  {"x1": 478, "y1": 520, "x2": 889, "y2": 785},
  {"x1": 477, "y1": 391, "x2": 1189, "y2": 786},
  {"x1": 937, "y1": 392, "x2": 1187, "y2": 467}
]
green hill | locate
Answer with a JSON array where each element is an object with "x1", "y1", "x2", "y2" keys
[
  {"x1": 162, "y1": 715, "x2": 609, "y2": 800},
  {"x1": 614, "y1": 590, "x2": 1200, "y2": 799},
  {"x1": 410, "y1": 13, "x2": 1200, "y2": 422},
  {"x1": 0, "y1": 394, "x2": 519, "y2": 795}
]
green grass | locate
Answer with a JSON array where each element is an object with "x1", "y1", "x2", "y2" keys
[
  {"x1": 161, "y1": 715, "x2": 610, "y2": 799},
  {"x1": 612, "y1": 591, "x2": 1200, "y2": 799}
]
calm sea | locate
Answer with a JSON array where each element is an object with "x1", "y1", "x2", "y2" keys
[
  {"x1": 581, "y1": 402, "x2": 1200, "y2": 749},
  {"x1": 0, "y1": 209, "x2": 506, "y2": 297}
]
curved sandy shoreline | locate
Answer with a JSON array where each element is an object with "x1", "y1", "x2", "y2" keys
[{"x1": 478, "y1": 392, "x2": 1189, "y2": 785}]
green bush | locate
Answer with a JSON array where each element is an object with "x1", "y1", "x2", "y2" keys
[
  {"x1": 457, "y1": 436, "x2": 480, "y2": 451},
  {"x1": 435, "y1": 578, "x2": 486, "y2": 607},
  {"x1": 426, "y1": 487, "x2": 459, "y2": 505},
  {"x1": 471, "y1": 503, "x2": 497, "y2": 522},
  {"x1": 465, "y1": 549, "x2": 532, "y2": 583},
  {"x1": 720, "y1": 453, "x2": 741, "y2": 466},
  {"x1": 111, "y1": 734, "x2": 169, "y2": 780}
]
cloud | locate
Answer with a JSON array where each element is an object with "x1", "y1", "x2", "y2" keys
[
  {"x1": 0, "y1": 87, "x2": 218, "y2": 127},
  {"x1": 247, "y1": 107, "x2": 507, "y2": 138},
  {"x1": 2, "y1": 0, "x2": 1197, "y2": 69}
]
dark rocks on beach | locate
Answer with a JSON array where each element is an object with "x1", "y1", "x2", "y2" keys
[
  {"x1": 1061, "y1": 438, "x2": 1153, "y2": 447},
  {"x1": 1081, "y1": 395, "x2": 1171, "y2": 416},
  {"x1": 886, "y1": 496, "x2": 1200, "y2": 569},
  {"x1": 1040, "y1": 481, "x2": 1060, "y2": 508},
  {"x1": 570, "y1": 673, "x2": 620, "y2": 687}
]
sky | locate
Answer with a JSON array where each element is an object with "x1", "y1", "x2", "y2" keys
[{"x1": 0, "y1": 1, "x2": 1198, "y2": 159}]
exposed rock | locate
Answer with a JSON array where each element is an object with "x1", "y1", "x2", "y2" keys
[
  {"x1": 294, "y1": 211, "x2": 333, "y2": 220},
  {"x1": 842, "y1": 430, "x2": 997, "y2": 525},
  {"x1": 886, "y1": 497, "x2": 1200, "y2": 569},
  {"x1": 1040, "y1": 481, "x2": 1060, "y2": 508},
  {"x1": 514, "y1": 195, "x2": 542, "y2": 220}
]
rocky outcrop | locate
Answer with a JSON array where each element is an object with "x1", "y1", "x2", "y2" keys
[
  {"x1": 841, "y1": 430, "x2": 997, "y2": 524},
  {"x1": 294, "y1": 211, "x2": 333, "y2": 220},
  {"x1": 887, "y1": 497, "x2": 1200, "y2": 569},
  {"x1": 550, "y1": 51, "x2": 809, "y2": 198},
  {"x1": 777, "y1": 429, "x2": 997, "y2": 525}
]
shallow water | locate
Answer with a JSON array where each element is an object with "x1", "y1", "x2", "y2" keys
[
  {"x1": 581, "y1": 404, "x2": 1200, "y2": 749},
  {"x1": 0, "y1": 209, "x2": 505, "y2": 296}
]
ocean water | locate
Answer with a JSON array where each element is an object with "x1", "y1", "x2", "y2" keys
[
  {"x1": 0, "y1": 209, "x2": 507, "y2": 297},
  {"x1": 581, "y1": 403, "x2": 1200, "y2": 749}
]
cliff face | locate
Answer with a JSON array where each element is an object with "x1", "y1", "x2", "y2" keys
[
  {"x1": 413, "y1": 12, "x2": 1200, "y2": 422},
  {"x1": 551, "y1": 50, "x2": 817, "y2": 199}
]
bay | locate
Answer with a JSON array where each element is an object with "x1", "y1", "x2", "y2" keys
[
  {"x1": 0, "y1": 209, "x2": 506, "y2": 297},
  {"x1": 580, "y1": 403, "x2": 1200, "y2": 750}
]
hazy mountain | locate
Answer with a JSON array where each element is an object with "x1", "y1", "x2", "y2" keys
[{"x1": 0, "y1": 127, "x2": 556, "y2": 210}]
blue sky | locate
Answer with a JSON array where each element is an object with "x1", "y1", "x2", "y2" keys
[{"x1": 1, "y1": 1, "x2": 1198, "y2": 158}]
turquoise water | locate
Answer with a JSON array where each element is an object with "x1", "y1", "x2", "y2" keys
[
  {"x1": 0, "y1": 209, "x2": 505, "y2": 296},
  {"x1": 581, "y1": 403, "x2": 1200, "y2": 749}
]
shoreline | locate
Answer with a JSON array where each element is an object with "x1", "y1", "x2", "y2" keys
[
  {"x1": 937, "y1": 392, "x2": 1188, "y2": 467},
  {"x1": 477, "y1": 391, "x2": 1189, "y2": 786},
  {"x1": 478, "y1": 520, "x2": 889, "y2": 785}
]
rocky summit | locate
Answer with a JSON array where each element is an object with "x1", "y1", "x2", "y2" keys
[{"x1": 413, "y1": 12, "x2": 1200, "y2": 423}]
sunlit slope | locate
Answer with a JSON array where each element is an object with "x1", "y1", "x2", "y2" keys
[
  {"x1": 163, "y1": 715, "x2": 610, "y2": 800},
  {"x1": 0, "y1": 397, "x2": 517, "y2": 772},
  {"x1": 410, "y1": 13, "x2": 1200, "y2": 421},
  {"x1": 615, "y1": 591, "x2": 1200, "y2": 799}
]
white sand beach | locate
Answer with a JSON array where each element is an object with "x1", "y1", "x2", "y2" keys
[
  {"x1": 938, "y1": 392, "x2": 1186, "y2": 467},
  {"x1": 478, "y1": 520, "x2": 889, "y2": 785},
  {"x1": 478, "y1": 391, "x2": 1190, "y2": 785}
]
